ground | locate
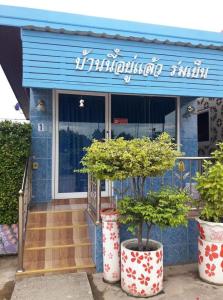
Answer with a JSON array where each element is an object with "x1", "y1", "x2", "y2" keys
[
  {"x1": 0, "y1": 256, "x2": 17, "y2": 300},
  {"x1": 88, "y1": 264, "x2": 223, "y2": 300},
  {"x1": 1, "y1": 256, "x2": 223, "y2": 299}
]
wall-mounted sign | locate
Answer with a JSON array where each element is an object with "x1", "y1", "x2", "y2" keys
[
  {"x1": 113, "y1": 118, "x2": 128, "y2": 124},
  {"x1": 74, "y1": 48, "x2": 209, "y2": 84}
]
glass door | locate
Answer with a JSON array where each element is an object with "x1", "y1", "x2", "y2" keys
[{"x1": 55, "y1": 92, "x2": 108, "y2": 198}]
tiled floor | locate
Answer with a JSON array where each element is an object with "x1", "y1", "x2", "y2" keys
[{"x1": 20, "y1": 202, "x2": 96, "y2": 277}]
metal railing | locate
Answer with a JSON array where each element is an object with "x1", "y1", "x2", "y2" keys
[
  {"x1": 17, "y1": 157, "x2": 32, "y2": 273},
  {"x1": 87, "y1": 174, "x2": 101, "y2": 224},
  {"x1": 87, "y1": 156, "x2": 211, "y2": 223}
]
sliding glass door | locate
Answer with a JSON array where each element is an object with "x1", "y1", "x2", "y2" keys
[
  {"x1": 54, "y1": 92, "x2": 177, "y2": 199},
  {"x1": 55, "y1": 92, "x2": 108, "y2": 198}
]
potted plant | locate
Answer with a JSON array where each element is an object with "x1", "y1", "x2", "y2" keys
[
  {"x1": 80, "y1": 133, "x2": 190, "y2": 297},
  {"x1": 118, "y1": 188, "x2": 190, "y2": 297},
  {"x1": 195, "y1": 143, "x2": 223, "y2": 285}
]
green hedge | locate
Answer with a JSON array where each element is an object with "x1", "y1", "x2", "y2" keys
[{"x1": 0, "y1": 121, "x2": 31, "y2": 224}]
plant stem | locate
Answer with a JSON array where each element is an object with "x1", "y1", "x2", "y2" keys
[
  {"x1": 145, "y1": 222, "x2": 152, "y2": 251},
  {"x1": 141, "y1": 177, "x2": 146, "y2": 198},
  {"x1": 138, "y1": 222, "x2": 143, "y2": 251},
  {"x1": 132, "y1": 177, "x2": 137, "y2": 199}
]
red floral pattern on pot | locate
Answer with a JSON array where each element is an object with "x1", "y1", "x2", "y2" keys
[
  {"x1": 198, "y1": 238, "x2": 223, "y2": 284},
  {"x1": 128, "y1": 283, "x2": 137, "y2": 295},
  {"x1": 131, "y1": 251, "x2": 144, "y2": 264},
  {"x1": 142, "y1": 262, "x2": 153, "y2": 273},
  {"x1": 157, "y1": 266, "x2": 163, "y2": 278},
  {"x1": 104, "y1": 263, "x2": 110, "y2": 273},
  {"x1": 198, "y1": 250, "x2": 203, "y2": 265},
  {"x1": 197, "y1": 219, "x2": 223, "y2": 243},
  {"x1": 151, "y1": 282, "x2": 160, "y2": 294},
  {"x1": 205, "y1": 263, "x2": 216, "y2": 277},
  {"x1": 197, "y1": 223, "x2": 206, "y2": 240},
  {"x1": 156, "y1": 250, "x2": 163, "y2": 264},
  {"x1": 205, "y1": 244, "x2": 218, "y2": 261},
  {"x1": 126, "y1": 267, "x2": 136, "y2": 279},
  {"x1": 121, "y1": 250, "x2": 128, "y2": 263},
  {"x1": 121, "y1": 240, "x2": 163, "y2": 297},
  {"x1": 101, "y1": 212, "x2": 120, "y2": 283},
  {"x1": 138, "y1": 274, "x2": 150, "y2": 286},
  {"x1": 144, "y1": 252, "x2": 153, "y2": 262}
]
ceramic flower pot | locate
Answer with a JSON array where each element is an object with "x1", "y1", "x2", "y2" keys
[
  {"x1": 196, "y1": 218, "x2": 223, "y2": 243},
  {"x1": 101, "y1": 209, "x2": 120, "y2": 283},
  {"x1": 198, "y1": 237, "x2": 223, "y2": 285},
  {"x1": 121, "y1": 239, "x2": 163, "y2": 298},
  {"x1": 0, "y1": 224, "x2": 18, "y2": 255}
]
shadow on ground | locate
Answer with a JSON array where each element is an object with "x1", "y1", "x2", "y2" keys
[
  {"x1": 0, "y1": 281, "x2": 15, "y2": 300},
  {"x1": 0, "y1": 255, "x2": 17, "y2": 300}
]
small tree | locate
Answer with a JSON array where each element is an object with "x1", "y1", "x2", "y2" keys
[{"x1": 80, "y1": 133, "x2": 190, "y2": 250}]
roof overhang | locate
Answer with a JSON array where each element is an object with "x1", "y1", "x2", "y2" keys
[
  {"x1": 0, "y1": 25, "x2": 29, "y2": 118},
  {"x1": 0, "y1": 5, "x2": 223, "y2": 50},
  {"x1": 0, "y1": 5, "x2": 223, "y2": 118}
]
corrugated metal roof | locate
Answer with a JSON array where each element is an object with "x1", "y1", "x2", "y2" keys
[
  {"x1": 24, "y1": 25, "x2": 223, "y2": 50},
  {"x1": 0, "y1": 5, "x2": 223, "y2": 50}
]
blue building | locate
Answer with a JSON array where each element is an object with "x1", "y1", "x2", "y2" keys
[{"x1": 0, "y1": 5, "x2": 223, "y2": 275}]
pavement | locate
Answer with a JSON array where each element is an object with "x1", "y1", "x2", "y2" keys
[
  {"x1": 11, "y1": 273, "x2": 94, "y2": 300},
  {"x1": 89, "y1": 264, "x2": 223, "y2": 300},
  {"x1": 0, "y1": 255, "x2": 17, "y2": 300},
  {"x1": 1, "y1": 256, "x2": 223, "y2": 300}
]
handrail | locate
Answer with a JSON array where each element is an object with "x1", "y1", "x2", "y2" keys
[
  {"x1": 87, "y1": 174, "x2": 101, "y2": 224},
  {"x1": 20, "y1": 159, "x2": 29, "y2": 191},
  {"x1": 177, "y1": 156, "x2": 211, "y2": 160},
  {"x1": 17, "y1": 157, "x2": 32, "y2": 273}
]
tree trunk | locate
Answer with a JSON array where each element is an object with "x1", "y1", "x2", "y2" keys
[{"x1": 137, "y1": 222, "x2": 143, "y2": 251}]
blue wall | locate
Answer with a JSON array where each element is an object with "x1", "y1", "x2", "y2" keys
[
  {"x1": 87, "y1": 217, "x2": 198, "y2": 272},
  {"x1": 30, "y1": 88, "x2": 52, "y2": 203},
  {"x1": 30, "y1": 91, "x2": 199, "y2": 269},
  {"x1": 29, "y1": 91, "x2": 198, "y2": 202},
  {"x1": 22, "y1": 30, "x2": 223, "y2": 98}
]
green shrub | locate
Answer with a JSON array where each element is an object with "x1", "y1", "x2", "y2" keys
[
  {"x1": 195, "y1": 143, "x2": 223, "y2": 222},
  {"x1": 0, "y1": 121, "x2": 31, "y2": 224},
  {"x1": 118, "y1": 188, "x2": 190, "y2": 249}
]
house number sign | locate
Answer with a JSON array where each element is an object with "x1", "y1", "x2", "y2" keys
[{"x1": 74, "y1": 48, "x2": 209, "y2": 84}]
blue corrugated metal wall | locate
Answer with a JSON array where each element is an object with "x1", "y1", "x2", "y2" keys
[{"x1": 22, "y1": 29, "x2": 223, "y2": 97}]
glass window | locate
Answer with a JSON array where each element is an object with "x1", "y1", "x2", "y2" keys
[{"x1": 111, "y1": 95, "x2": 176, "y2": 140}]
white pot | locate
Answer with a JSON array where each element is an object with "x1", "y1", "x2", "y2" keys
[
  {"x1": 198, "y1": 237, "x2": 223, "y2": 285},
  {"x1": 121, "y1": 239, "x2": 163, "y2": 298},
  {"x1": 196, "y1": 218, "x2": 223, "y2": 243},
  {"x1": 101, "y1": 209, "x2": 120, "y2": 283}
]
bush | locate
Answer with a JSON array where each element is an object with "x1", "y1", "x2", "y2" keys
[
  {"x1": 195, "y1": 143, "x2": 223, "y2": 222},
  {"x1": 0, "y1": 121, "x2": 31, "y2": 224}
]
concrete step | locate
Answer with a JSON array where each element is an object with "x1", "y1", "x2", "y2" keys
[{"x1": 13, "y1": 273, "x2": 94, "y2": 299}]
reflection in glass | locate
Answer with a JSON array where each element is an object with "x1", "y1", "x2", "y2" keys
[
  {"x1": 58, "y1": 94, "x2": 105, "y2": 193},
  {"x1": 111, "y1": 95, "x2": 176, "y2": 140}
]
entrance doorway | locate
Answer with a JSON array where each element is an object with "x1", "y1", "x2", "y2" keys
[
  {"x1": 54, "y1": 91, "x2": 109, "y2": 199},
  {"x1": 53, "y1": 92, "x2": 177, "y2": 199}
]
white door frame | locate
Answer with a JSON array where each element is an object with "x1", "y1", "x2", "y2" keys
[{"x1": 52, "y1": 89, "x2": 110, "y2": 199}]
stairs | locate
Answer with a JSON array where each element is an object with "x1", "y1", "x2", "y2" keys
[{"x1": 17, "y1": 204, "x2": 96, "y2": 277}]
